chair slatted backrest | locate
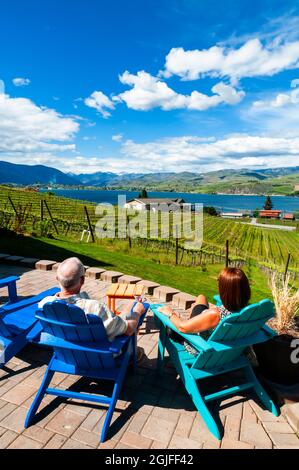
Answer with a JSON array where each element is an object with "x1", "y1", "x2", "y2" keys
[
  {"x1": 36, "y1": 301, "x2": 115, "y2": 370},
  {"x1": 192, "y1": 299, "x2": 274, "y2": 371}
]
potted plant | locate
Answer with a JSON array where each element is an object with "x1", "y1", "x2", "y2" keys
[{"x1": 253, "y1": 273, "x2": 299, "y2": 386}]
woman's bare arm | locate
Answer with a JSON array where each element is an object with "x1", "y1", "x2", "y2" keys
[{"x1": 158, "y1": 306, "x2": 220, "y2": 334}]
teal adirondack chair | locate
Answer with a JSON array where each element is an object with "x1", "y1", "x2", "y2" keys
[{"x1": 151, "y1": 298, "x2": 279, "y2": 440}]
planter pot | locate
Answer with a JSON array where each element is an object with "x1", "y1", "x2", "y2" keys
[{"x1": 253, "y1": 334, "x2": 299, "y2": 386}]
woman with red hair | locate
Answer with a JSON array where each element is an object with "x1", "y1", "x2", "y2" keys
[{"x1": 158, "y1": 267, "x2": 251, "y2": 345}]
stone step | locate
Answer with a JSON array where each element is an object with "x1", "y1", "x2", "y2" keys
[
  {"x1": 5, "y1": 255, "x2": 25, "y2": 264},
  {"x1": 118, "y1": 275, "x2": 142, "y2": 284},
  {"x1": 85, "y1": 267, "x2": 106, "y2": 279},
  {"x1": 101, "y1": 271, "x2": 124, "y2": 283},
  {"x1": 172, "y1": 292, "x2": 196, "y2": 310},
  {"x1": 19, "y1": 257, "x2": 40, "y2": 268},
  {"x1": 153, "y1": 285, "x2": 180, "y2": 302},
  {"x1": 137, "y1": 280, "x2": 160, "y2": 295},
  {"x1": 0, "y1": 254, "x2": 11, "y2": 262},
  {"x1": 35, "y1": 260, "x2": 57, "y2": 271}
]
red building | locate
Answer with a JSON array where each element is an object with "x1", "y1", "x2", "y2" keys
[
  {"x1": 283, "y1": 213, "x2": 295, "y2": 221},
  {"x1": 259, "y1": 210, "x2": 282, "y2": 219}
]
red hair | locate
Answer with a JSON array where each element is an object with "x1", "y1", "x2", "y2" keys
[{"x1": 218, "y1": 267, "x2": 251, "y2": 312}]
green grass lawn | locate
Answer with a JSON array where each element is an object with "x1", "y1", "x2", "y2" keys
[{"x1": 0, "y1": 232, "x2": 272, "y2": 303}]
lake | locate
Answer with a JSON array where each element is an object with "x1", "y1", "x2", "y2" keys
[{"x1": 44, "y1": 189, "x2": 299, "y2": 213}]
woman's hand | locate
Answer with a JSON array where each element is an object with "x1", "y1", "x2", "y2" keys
[{"x1": 158, "y1": 305, "x2": 173, "y2": 317}]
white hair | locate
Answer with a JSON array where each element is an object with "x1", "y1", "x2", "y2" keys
[{"x1": 56, "y1": 257, "x2": 85, "y2": 289}]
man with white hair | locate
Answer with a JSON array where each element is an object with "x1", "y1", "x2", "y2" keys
[{"x1": 38, "y1": 257, "x2": 145, "y2": 342}]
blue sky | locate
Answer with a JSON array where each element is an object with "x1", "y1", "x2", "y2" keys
[{"x1": 1, "y1": 0, "x2": 299, "y2": 174}]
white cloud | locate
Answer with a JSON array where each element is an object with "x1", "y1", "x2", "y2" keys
[
  {"x1": 0, "y1": 92, "x2": 79, "y2": 161},
  {"x1": 114, "y1": 134, "x2": 299, "y2": 172},
  {"x1": 116, "y1": 71, "x2": 244, "y2": 111},
  {"x1": 112, "y1": 134, "x2": 123, "y2": 142},
  {"x1": 58, "y1": 134, "x2": 299, "y2": 174},
  {"x1": 163, "y1": 38, "x2": 299, "y2": 82},
  {"x1": 12, "y1": 77, "x2": 31, "y2": 87},
  {"x1": 84, "y1": 91, "x2": 115, "y2": 118}
]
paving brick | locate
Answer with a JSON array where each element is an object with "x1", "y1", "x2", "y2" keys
[
  {"x1": 8, "y1": 435, "x2": 43, "y2": 449},
  {"x1": 224, "y1": 414, "x2": 241, "y2": 441},
  {"x1": 0, "y1": 430, "x2": 18, "y2": 448},
  {"x1": 174, "y1": 413, "x2": 195, "y2": 438},
  {"x1": 263, "y1": 421, "x2": 294, "y2": 434},
  {"x1": 153, "y1": 286, "x2": 180, "y2": 302},
  {"x1": 23, "y1": 425, "x2": 54, "y2": 444},
  {"x1": 35, "y1": 260, "x2": 57, "y2": 271},
  {"x1": 142, "y1": 416, "x2": 176, "y2": 444},
  {"x1": 44, "y1": 433, "x2": 68, "y2": 449},
  {"x1": 80, "y1": 408, "x2": 105, "y2": 432},
  {"x1": 0, "y1": 406, "x2": 28, "y2": 433},
  {"x1": 52, "y1": 263, "x2": 60, "y2": 271},
  {"x1": 283, "y1": 402, "x2": 299, "y2": 433},
  {"x1": 45, "y1": 409, "x2": 86, "y2": 437},
  {"x1": 0, "y1": 402, "x2": 18, "y2": 421},
  {"x1": 85, "y1": 267, "x2": 106, "y2": 279},
  {"x1": 240, "y1": 420, "x2": 272, "y2": 448},
  {"x1": 189, "y1": 415, "x2": 220, "y2": 448},
  {"x1": 98, "y1": 439, "x2": 117, "y2": 449},
  {"x1": 2, "y1": 382, "x2": 36, "y2": 406},
  {"x1": 72, "y1": 427, "x2": 100, "y2": 448},
  {"x1": 137, "y1": 280, "x2": 160, "y2": 295},
  {"x1": 268, "y1": 432, "x2": 299, "y2": 448},
  {"x1": 249, "y1": 400, "x2": 285, "y2": 423},
  {"x1": 152, "y1": 406, "x2": 180, "y2": 424},
  {"x1": 151, "y1": 440, "x2": 168, "y2": 449},
  {"x1": 101, "y1": 271, "x2": 124, "y2": 283},
  {"x1": 169, "y1": 434, "x2": 203, "y2": 449},
  {"x1": 121, "y1": 430, "x2": 153, "y2": 449},
  {"x1": 221, "y1": 438, "x2": 254, "y2": 449},
  {"x1": 242, "y1": 401, "x2": 258, "y2": 423},
  {"x1": 128, "y1": 412, "x2": 150, "y2": 433},
  {"x1": 61, "y1": 438, "x2": 93, "y2": 449},
  {"x1": 118, "y1": 275, "x2": 142, "y2": 284},
  {"x1": 172, "y1": 292, "x2": 196, "y2": 310}
]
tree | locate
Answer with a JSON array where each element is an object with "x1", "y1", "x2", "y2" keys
[
  {"x1": 203, "y1": 206, "x2": 219, "y2": 216},
  {"x1": 253, "y1": 208, "x2": 260, "y2": 218},
  {"x1": 264, "y1": 196, "x2": 273, "y2": 210},
  {"x1": 138, "y1": 188, "x2": 148, "y2": 198}
]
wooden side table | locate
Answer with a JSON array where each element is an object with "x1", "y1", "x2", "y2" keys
[{"x1": 107, "y1": 283, "x2": 145, "y2": 314}]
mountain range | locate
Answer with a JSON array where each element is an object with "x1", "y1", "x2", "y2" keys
[{"x1": 0, "y1": 160, "x2": 298, "y2": 195}]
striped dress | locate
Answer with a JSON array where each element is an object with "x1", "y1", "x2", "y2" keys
[{"x1": 183, "y1": 305, "x2": 232, "y2": 356}]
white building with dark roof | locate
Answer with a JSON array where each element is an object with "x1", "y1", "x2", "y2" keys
[{"x1": 124, "y1": 197, "x2": 188, "y2": 212}]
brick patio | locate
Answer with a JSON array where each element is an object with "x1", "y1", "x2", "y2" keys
[{"x1": 0, "y1": 264, "x2": 298, "y2": 449}]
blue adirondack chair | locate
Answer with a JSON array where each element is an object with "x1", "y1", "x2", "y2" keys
[
  {"x1": 151, "y1": 299, "x2": 279, "y2": 440},
  {"x1": 0, "y1": 275, "x2": 59, "y2": 367},
  {"x1": 25, "y1": 300, "x2": 150, "y2": 442}
]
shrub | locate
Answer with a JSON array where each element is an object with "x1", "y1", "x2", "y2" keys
[{"x1": 269, "y1": 272, "x2": 299, "y2": 334}]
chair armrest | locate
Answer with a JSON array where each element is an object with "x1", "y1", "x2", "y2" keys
[
  {"x1": 0, "y1": 276, "x2": 20, "y2": 303},
  {"x1": 151, "y1": 303, "x2": 213, "y2": 353},
  {"x1": 108, "y1": 335, "x2": 130, "y2": 353},
  {"x1": 0, "y1": 276, "x2": 20, "y2": 289},
  {"x1": 213, "y1": 295, "x2": 222, "y2": 306}
]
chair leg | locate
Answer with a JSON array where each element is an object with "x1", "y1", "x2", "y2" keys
[
  {"x1": 132, "y1": 334, "x2": 137, "y2": 373},
  {"x1": 100, "y1": 350, "x2": 131, "y2": 442},
  {"x1": 157, "y1": 327, "x2": 166, "y2": 376},
  {"x1": 186, "y1": 371, "x2": 222, "y2": 440},
  {"x1": 244, "y1": 364, "x2": 279, "y2": 417},
  {"x1": 25, "y1": 365, "x2": 55, "y2": 428}
]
